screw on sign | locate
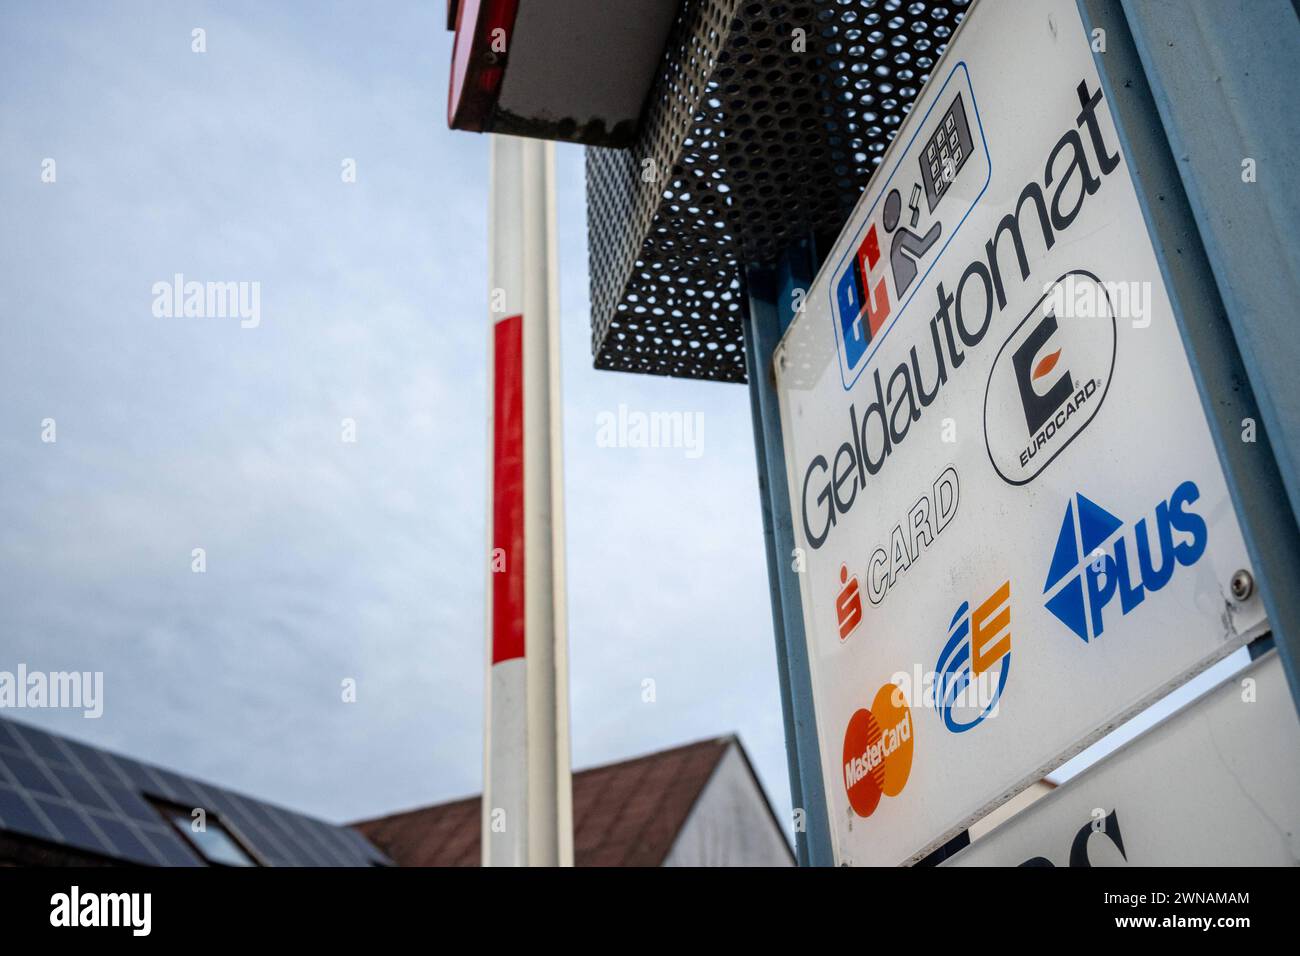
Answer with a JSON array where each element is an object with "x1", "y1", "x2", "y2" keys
[
  {"x1": 842, "y1": 683, "x2": 914, "y2": 819},
  {"x1": 1230, "y1": 568, "x2": 1254, "y2": 601}
]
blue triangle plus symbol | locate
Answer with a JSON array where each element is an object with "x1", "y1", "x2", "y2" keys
[
  {"x1": 1044, "y1": 500, "x2": 1078, "y2": 593},
  {"x1": 1077, "y1": 492, "x2": 1123, "y2": 556},
  {"x1": 1045, "y1": 575, "x2": 1090, "y2": 643}
]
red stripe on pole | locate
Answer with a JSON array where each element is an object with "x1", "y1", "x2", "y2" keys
[{"x1": 492, "y1": 313, "x2": 525, "y2": 663}]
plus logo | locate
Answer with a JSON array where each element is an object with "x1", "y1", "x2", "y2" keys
[{"x1": 1042, "y1": 481, "x2": 1208, "y2": 643}]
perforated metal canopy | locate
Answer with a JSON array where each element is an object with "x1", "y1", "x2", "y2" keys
[{"x1": 587, "y1": 0, "x2": 969, "y2": 382}]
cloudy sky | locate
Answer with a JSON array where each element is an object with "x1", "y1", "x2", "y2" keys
[
  {"x1": 0, "y1": 0, "x2": 1252, "y2": 845},
  {"x1": 0, "y1": 0, "x2": 791, "y2": 828}
]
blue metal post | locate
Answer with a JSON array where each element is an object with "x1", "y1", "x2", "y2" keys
[
  {"x1": 1077, "y1": 0, "x2": 1300, "y2": 714},
  {"x1": 743, "y1": 237, "x2": 834, "y2": 866}
]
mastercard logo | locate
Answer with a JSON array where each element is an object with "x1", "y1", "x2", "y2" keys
[{"x1": 842, "y1": 682, "x2": 914, "y2": 818}]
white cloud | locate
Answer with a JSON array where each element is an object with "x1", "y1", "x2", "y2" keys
[{"x1": 0, "y1": 1, "x2": 794, "y2": 835}]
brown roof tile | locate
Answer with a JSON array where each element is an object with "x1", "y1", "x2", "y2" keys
[{"x1": 352, "y1": 736, "x2": 734, "y2": 867}]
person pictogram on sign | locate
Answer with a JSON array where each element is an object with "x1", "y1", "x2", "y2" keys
[{"x1": 884, "y1": 186, "x2": 941, "y2": 299}]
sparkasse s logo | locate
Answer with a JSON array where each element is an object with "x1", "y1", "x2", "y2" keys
[
  {"x1": 836, "y1": 564, "x2": 864, "y2": 642},
  {"x1": 830, "y1": 64, "x2": 990, "y2": 391},
  {"x1": 984, "y1": 271, "x2": 1116, "y2": 485},
  {"x1": 1043, "y1": 481, "x2": 1208, "y2": 643},
  {"x1": 934, "y1": 580, "x2": 1011, "y2": 732},
  {"x1": 842, "y1": 682, "x2": 913, "y2": 818}
]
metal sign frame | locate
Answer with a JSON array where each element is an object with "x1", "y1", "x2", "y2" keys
[
  {"x1": 943, "y1": 647, "x2": 1299, "y2": 867},
  {"x1": 746, "y1": 0, "x2": 1300, "y2": 865},
  {"x1": 1084, "y1": 0, "x2": 1300, "y2": 712}
]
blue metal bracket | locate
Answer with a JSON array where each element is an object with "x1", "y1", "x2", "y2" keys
[
  {"x1": 743, "y1": 237, "x2": 834, "y2": 866},
  {"x1": 744, "y1": 0, "x2": 1300, "y2": 864},
  {"x1": 1078, "y1": 0, "x2": 1300, "y2": 712}
]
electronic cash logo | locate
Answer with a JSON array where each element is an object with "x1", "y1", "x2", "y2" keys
[
  {"x1": 830, "y1": 63, "x2": 990, "y2": 391},
  {"x1": 933, "y1": 580, "x2": 1011, "y2": 732},
  {"x1": 1043, "y1": 481, "x2": 1208, "y2": 643},
  {"x1": 842, "y1": 682, "x2": 914, "y2": 818}
]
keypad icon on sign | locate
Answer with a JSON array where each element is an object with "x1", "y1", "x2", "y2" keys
[{"x1": 920, "y1": 93, "x2": 974, "y2": 213}]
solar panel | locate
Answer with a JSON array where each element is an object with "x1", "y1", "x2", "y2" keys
[
  {"x1": 91, "y1": 815, "x2": 165, "y2": 866},
  {"x1": 63, "y1": 738, "x2": 132, "y2": 786},
  {"x1": 213, "y1": 790, "x2": 298, "y2": 862},
  {"x1": 151, "y1": 767, "x2": 210, "y2": 808},
  {"x1": 140, "y1": 825, "x2": 204, "y2": 866},
  {"x1": 0, "y1": 784, "x2": 59, "y2": 844},
  {"x1": 14, "y1": 724, "x2": 76, "y2": 767},
  {"x1": 311, "y1": 820, "x2": 359, "y2": 866},
  {"x1": 0, "y1": 751, "x2": 64, "y2": 800},
  {"x1": 46, "y1": 763, "x2": 116, "y2": 814},
  {"x1": 0, "y1": 716, "x2": 389, "y2": 867},
  {"x1": 98, "y1": 782, "x2": 162, "y2": 826},
  {"x1": 31, "y1": 797, "x2": 114, "y2": 857},
  {"x1": 0, "y1": 721, "x2": 28, "y2": 753},
  {"x1": 110, "y1": 755, "x2": 172, "y2": 797},
  {"x1": 266, "y1": 807, "x2": 332, "y2": 866}
]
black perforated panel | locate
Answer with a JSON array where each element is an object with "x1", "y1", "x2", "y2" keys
[{"x1": 587, "y1": 0, "x2": 969, "y2": 382}]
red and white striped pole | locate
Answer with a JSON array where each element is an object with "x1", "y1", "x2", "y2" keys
[{"x1": 483, "y1": 134, "x2": 573, "y2": 866}]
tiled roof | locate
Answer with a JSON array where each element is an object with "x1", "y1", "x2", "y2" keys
[
  {"x1": 354, "y1": 736, "x2": 735, "y2": 866},
  {"x1": 0, "y1": 716, "x2": 388, "y2": 867}
]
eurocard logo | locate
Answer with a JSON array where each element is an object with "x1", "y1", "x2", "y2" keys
[{"x1": 983, "y1": 271, "x2": 1116, "y2": 485}]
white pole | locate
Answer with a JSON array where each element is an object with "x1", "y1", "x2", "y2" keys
[{"x1": 483, "y1": 134, "x2": 573, "y2": 867}]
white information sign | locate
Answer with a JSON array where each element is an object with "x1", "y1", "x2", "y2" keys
[
  {"x1": 945, "y1": 652, "x2": 1300, "y2": 867},
  {"x1": 773, "y1": 0, "x2": 1268, "y2": 865}
]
